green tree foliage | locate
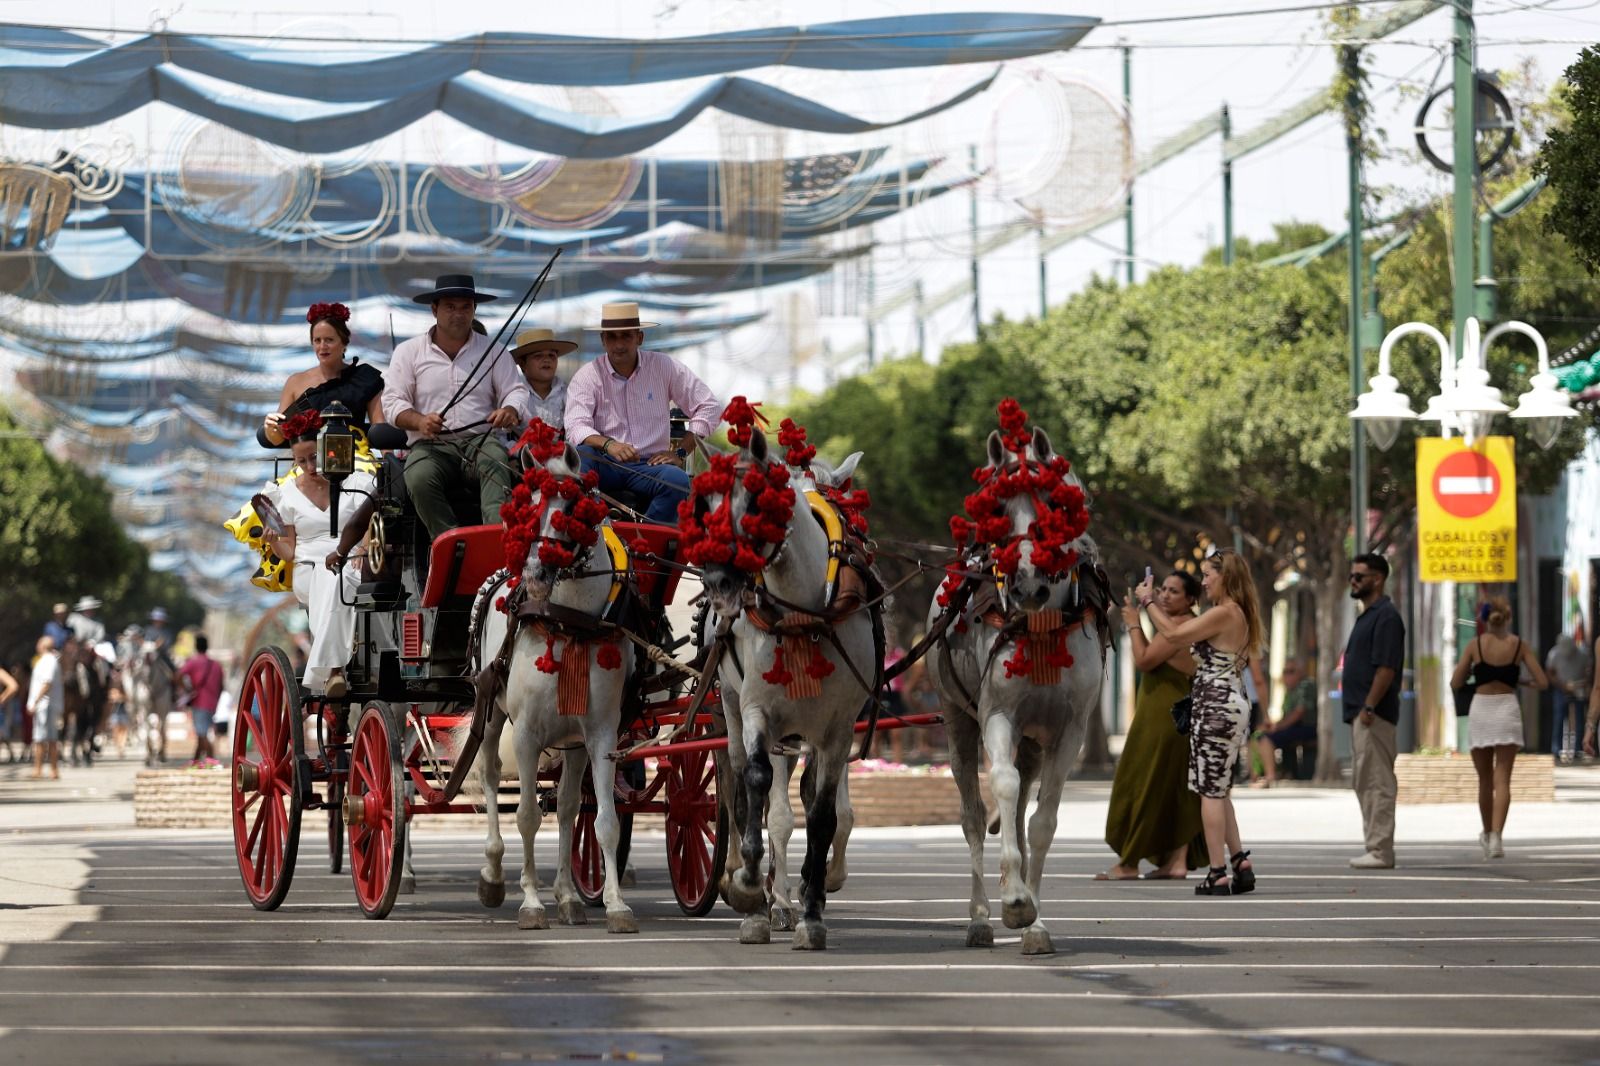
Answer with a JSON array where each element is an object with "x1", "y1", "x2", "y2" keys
[
  {"x1": 1536, "y1": 46, "x2": 1600, "y2": 276},
  {"x1": 0, "y1": 408, "x2": 205, "y2": 664}
]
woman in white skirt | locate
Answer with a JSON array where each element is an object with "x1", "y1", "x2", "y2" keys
[{"x1": 1450, "y1": 596, "x2": 1547, "y2": 859}]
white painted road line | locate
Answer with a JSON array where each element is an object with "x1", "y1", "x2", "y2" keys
[{"x1": 0, "y1": 1025, "x2": 1596, "y2": 1039}]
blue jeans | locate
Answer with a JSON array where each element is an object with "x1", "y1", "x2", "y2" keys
[
  {"x1": 1551, "y1": 690, "x2": 1583, "y2": 755},
  {"x1": 576, "y1": 446, "x2": 690, "y2": 525}
]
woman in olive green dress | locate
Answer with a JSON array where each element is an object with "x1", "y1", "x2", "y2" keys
[{"x1": 1097, "y1": 571, "x2": 1208, "y2": 880}]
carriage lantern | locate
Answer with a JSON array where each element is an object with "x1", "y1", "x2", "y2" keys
[{"x1": 317, "y1": 401, "x2": 356, "y2": 537}]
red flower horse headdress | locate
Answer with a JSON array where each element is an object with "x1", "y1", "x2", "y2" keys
[
  {"x1": 500, "y1": 419, "x2": 608, "y2": 580},
  {"x1": 676, "y1": 397, "x2": 797, "y2": 574}
]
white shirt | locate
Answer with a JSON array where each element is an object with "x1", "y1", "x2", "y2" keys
[
  {"x1": 526, "y1": 376, "x2": 568, "y2": 432},
  {"x1": 381, "y1": 328, "x2": 531, "y2": 444},
  {"x1": 27, "y1": 652, "x2": 63, "y2": 715}
]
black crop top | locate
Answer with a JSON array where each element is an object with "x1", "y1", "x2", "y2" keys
[{"x1": 1473, "y1": 638, "x2": 1521, "y2": 687}]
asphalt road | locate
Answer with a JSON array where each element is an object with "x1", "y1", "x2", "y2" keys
[{"x1": 3, "y1": 761, "x2": 1599, "y2": 1065}]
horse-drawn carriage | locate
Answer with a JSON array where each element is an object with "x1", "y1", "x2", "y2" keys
[
  {"x1": 230, "y1": 396, "x2": 1113, "y2": 953},
  {"x1": 229, "y1": 415, "x2": 727, "y2": 920}
]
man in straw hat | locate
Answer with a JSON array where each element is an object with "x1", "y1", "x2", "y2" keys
[
  {"x1": 509, "y1": 328, "x2": 577, "y2": 430},
  {"x1": 381, "y1": 274, "x2": 531, "y2": 538},
  {"x1": 67, "y1": 596, "x2": 106, "y2": 646},
  {"x1": 564, "y1": 301, "x2": 722, "y2": 524}
]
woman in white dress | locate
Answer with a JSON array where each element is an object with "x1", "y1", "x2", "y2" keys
[
  {"x1": 1451, "y1": 596, "x2": 1547, "y2": 860},
  {"x1": 260, "y1": 409, "x2": 375, "y2": 698}
]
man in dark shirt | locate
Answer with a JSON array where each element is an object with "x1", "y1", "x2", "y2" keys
[{"x1": 1343, "y1": 552, "x2": 1406, "y2": 869}]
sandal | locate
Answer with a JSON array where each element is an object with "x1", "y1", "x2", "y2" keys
[
  {"x1": 1194, "y1": 865, "x2": 1233, "y2": 896},
  {"x1": 1230, "y1": 850, "x2": 1256, "y2": 895}
]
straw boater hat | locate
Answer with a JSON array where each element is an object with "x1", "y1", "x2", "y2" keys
[
  {"x1": 412, "y1": 273, "x2": 499, "y2": 305},
  {"x1": 510, "y1": 328, "x2": 578, "y2": 362},
  {"x1": 585, "y1": 301, "x2": 658, "y2": 332},
  {"x1": 74, "y1": 596, "x2": 102, "y2": 612}
]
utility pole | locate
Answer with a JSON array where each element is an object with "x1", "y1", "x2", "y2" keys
[
  {"x1": 1037, "y1": 219, "x2": 1048, "y2": 319},
  {"x1": 1122, "y1": 44, "x2": 1134, "y2": 285},
  {"x1": 1451, "y1": 1, "x2": 1478, "y2": 360},
  {"x1": 1344, "y1": 44, "x2": 1367, "y2": 558},
  {"x1": 865, "y1": 249, "x2": 877, "y2": 369},
  {"x1": 968, "y1": 143, "x2": 981, "y2": 334},
  {"x1": 1448, "y1": 0, "x2": 1477, "y2": 754},
  {"x1": 1221, "y1": 103, "x2": 1234, "y2": 266}
]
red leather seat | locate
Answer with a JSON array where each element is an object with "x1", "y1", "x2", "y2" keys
[
  {"x1": 420, "y1": 525, "x2": 505, "y2": 608},
  {"x1": 612, "y1": 522, "x2": 683, "y2": 606}
]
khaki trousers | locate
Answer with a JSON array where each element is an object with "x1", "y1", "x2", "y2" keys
[{"x1": 1351, "y1": 715, "x2": 1397, "y2": 862}]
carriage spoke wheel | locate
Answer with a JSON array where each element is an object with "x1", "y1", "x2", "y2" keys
[
  {"x1": 230, "y1": 647, "x2": 304, "y2": 911},
  {"x1": 570, "y1": 765, "x2": 633, "y2": 907},
  {"x1": 662, "y1": 734, "x2": 727, "y2": 917},
  {"x1": 346, "y1": 702, "x2": 406, "y2": 919}
]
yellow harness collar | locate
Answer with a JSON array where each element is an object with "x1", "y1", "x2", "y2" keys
[{"x1": 602, "y1": 525, "x2": 630, "y2": 607}]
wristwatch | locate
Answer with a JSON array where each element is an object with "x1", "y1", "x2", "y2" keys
[
  {"x1": 675, "y1": 446, "x2": 687, "y2": 459},
  {"x1": 1361, "y1": 705, "x2": 1375, "y2": 714}
]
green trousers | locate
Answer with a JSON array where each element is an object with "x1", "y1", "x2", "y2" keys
[{"x1": 402, "y1": 433, "x2": 515, "y2": 538}]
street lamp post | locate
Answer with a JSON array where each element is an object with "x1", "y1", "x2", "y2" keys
[{"x1": 1350, "y1": 315, "x2": 1577, "y2": 748}]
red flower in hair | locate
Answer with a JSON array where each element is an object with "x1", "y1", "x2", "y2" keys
[
  {"x1": 279, "y1": 409, "x2": 324, "y2": 442},
  {"x1": 306, "y1": 302, "x2": 351, "y2": 325}
]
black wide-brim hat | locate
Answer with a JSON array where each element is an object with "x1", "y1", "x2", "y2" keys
[{"x1": 412, "y1": 273, "x2": 499, "y2": 305}]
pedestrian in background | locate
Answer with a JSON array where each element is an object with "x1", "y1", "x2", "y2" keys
[
  {"x1": 43, "y1": 603, "x2": 71, "y2": 649},
  {"x1": 1251, "y1": 658, "x2": 1318, "y2": 788},
  {"x1": 1343, "y1": 553, "x2": 1406, "y2": 870},
  {"x1": 1452, "y1": 596, "x2": 1547, "y2": 860},
  {"x1": 26, "y1": 636, "x2": 64, "y2": 780},
  {"x1": 1544, "y1": 632, "x2": 1589, "y2": 763},
  {"x1": 1135, "y1": 548, "x2": 1261, "y2": 897},
  {"x1": 178, "y1": 635, "x2": 225, "y2": 766},
  {"x1": 0, "y1": 663, "x2": 20, "y2": 763},
  {"x1": 1099, "y1": 569, "x2": 1206, "y2": 880},
  {"x1": 1584, "y1": 634, "x2": 1600, "y2": 760}
]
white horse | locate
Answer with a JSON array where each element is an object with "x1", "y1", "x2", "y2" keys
[
  {"x1": 124, "y1": 642, "x2": 174, "y2": 767},
  {"x1": 760, "y1": 450, "x2": 863, "y2": 933},
  {"x1": 926, "y1": 426, "x2": 1108, "y2": 956},
  {"x1": 472, "y1": 442, "x2": 638, "y2": 934},
  {"x1": 697, "y1": 426, "x2": 875, "y2": 950}
]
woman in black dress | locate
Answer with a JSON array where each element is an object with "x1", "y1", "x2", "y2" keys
[{"x1": 262, "y1": 302, "x2": 385, "y2": 443}]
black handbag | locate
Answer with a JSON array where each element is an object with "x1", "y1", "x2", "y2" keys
[
  {"x1": 1171, "y1": 695, "x2": 1194, "y2": 735},
  {"x1": 1454, "y1": 639, "x2": 1479, "y2": 717}
]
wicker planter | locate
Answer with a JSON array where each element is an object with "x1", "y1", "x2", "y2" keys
[{"x1": 1395, "y1": 752, "x2": 1554, "y2": 805}]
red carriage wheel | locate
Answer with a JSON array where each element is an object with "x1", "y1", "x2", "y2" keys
[
  {"x1": 230, "y1": 647, "x2": 304, "y2": 911},
  {"x1": 662, "y1": 739, "x2": 728, "y2": 917},
  {"x1": 346, "y1": 702, "x2": 406, "y2": 919},
  {"x1": 570, "y1": 764, "x2": 633, "y2": 907}
]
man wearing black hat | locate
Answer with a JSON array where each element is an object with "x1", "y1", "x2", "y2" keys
[{"x1": 381, "y1": 275, "x2": 532, "y2": 538}]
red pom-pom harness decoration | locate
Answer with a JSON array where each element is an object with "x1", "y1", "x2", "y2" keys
[
  {"x1": 306, "y1": 302, "x2": 351, "y2": 325},
  {"x1": 500, "y1": 418, "x2": 607, "y2": 583},
  {"x1": 677, "y1": 397, "x2": 797, "y2": 574},
  {"x1": 948, "y1": 399, "x2": 1089, "y2": 581},
  {"x1": 947, "y1": 400, "x2": 1092, "y2": 681}
]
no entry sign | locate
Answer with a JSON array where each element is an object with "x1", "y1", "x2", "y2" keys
[{"x1": 1415, "y1": 436, "x2": 1517, "y2": 582}]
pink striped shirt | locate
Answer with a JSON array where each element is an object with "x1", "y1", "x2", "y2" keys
[{"x1": 564, "y1": 349, "x2": 721, "y2": 458}]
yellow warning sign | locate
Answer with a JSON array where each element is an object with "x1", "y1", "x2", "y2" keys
[{"x1": 1415, "y1": 436, "x2": 1516, "y2": 582}]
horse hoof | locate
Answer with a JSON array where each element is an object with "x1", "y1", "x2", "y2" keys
[
  {"x1": 769, "y1": 905, "x2": 797, "y2": 932},
  {"x1": 1001, "y1": 898, "x2": 1037, "y2": 930},
  {"x1": 1021, "y1": 927, "x2": 1056, "y2": 956},
  {"x1": 557, "y1": 900, "x2": 588, "y2": 926},
  {"x1": 965, "y1": 921, "x2": 994, "y2": 948},
  {"x1": 517, "y1": 908, "x2": 548, "y2": 931},
  {"x1": 398, "y1": 875, "x2": 416, "y2": 896},
  {"x1": 738, "y1": 914, "x2": 771, "y2": 945},
  {"x1": 477, "y1": 876, "x2": 506, "y2": 909},
  {"x1": 606, "y1": 909, "x2": 639, "y2": 935},
  {"x1": 727, "y1": 869, "x2": 767, "y2": 915},
  {"x1": 791, "y1": 920, "x2": 827, "y2": 951}
]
